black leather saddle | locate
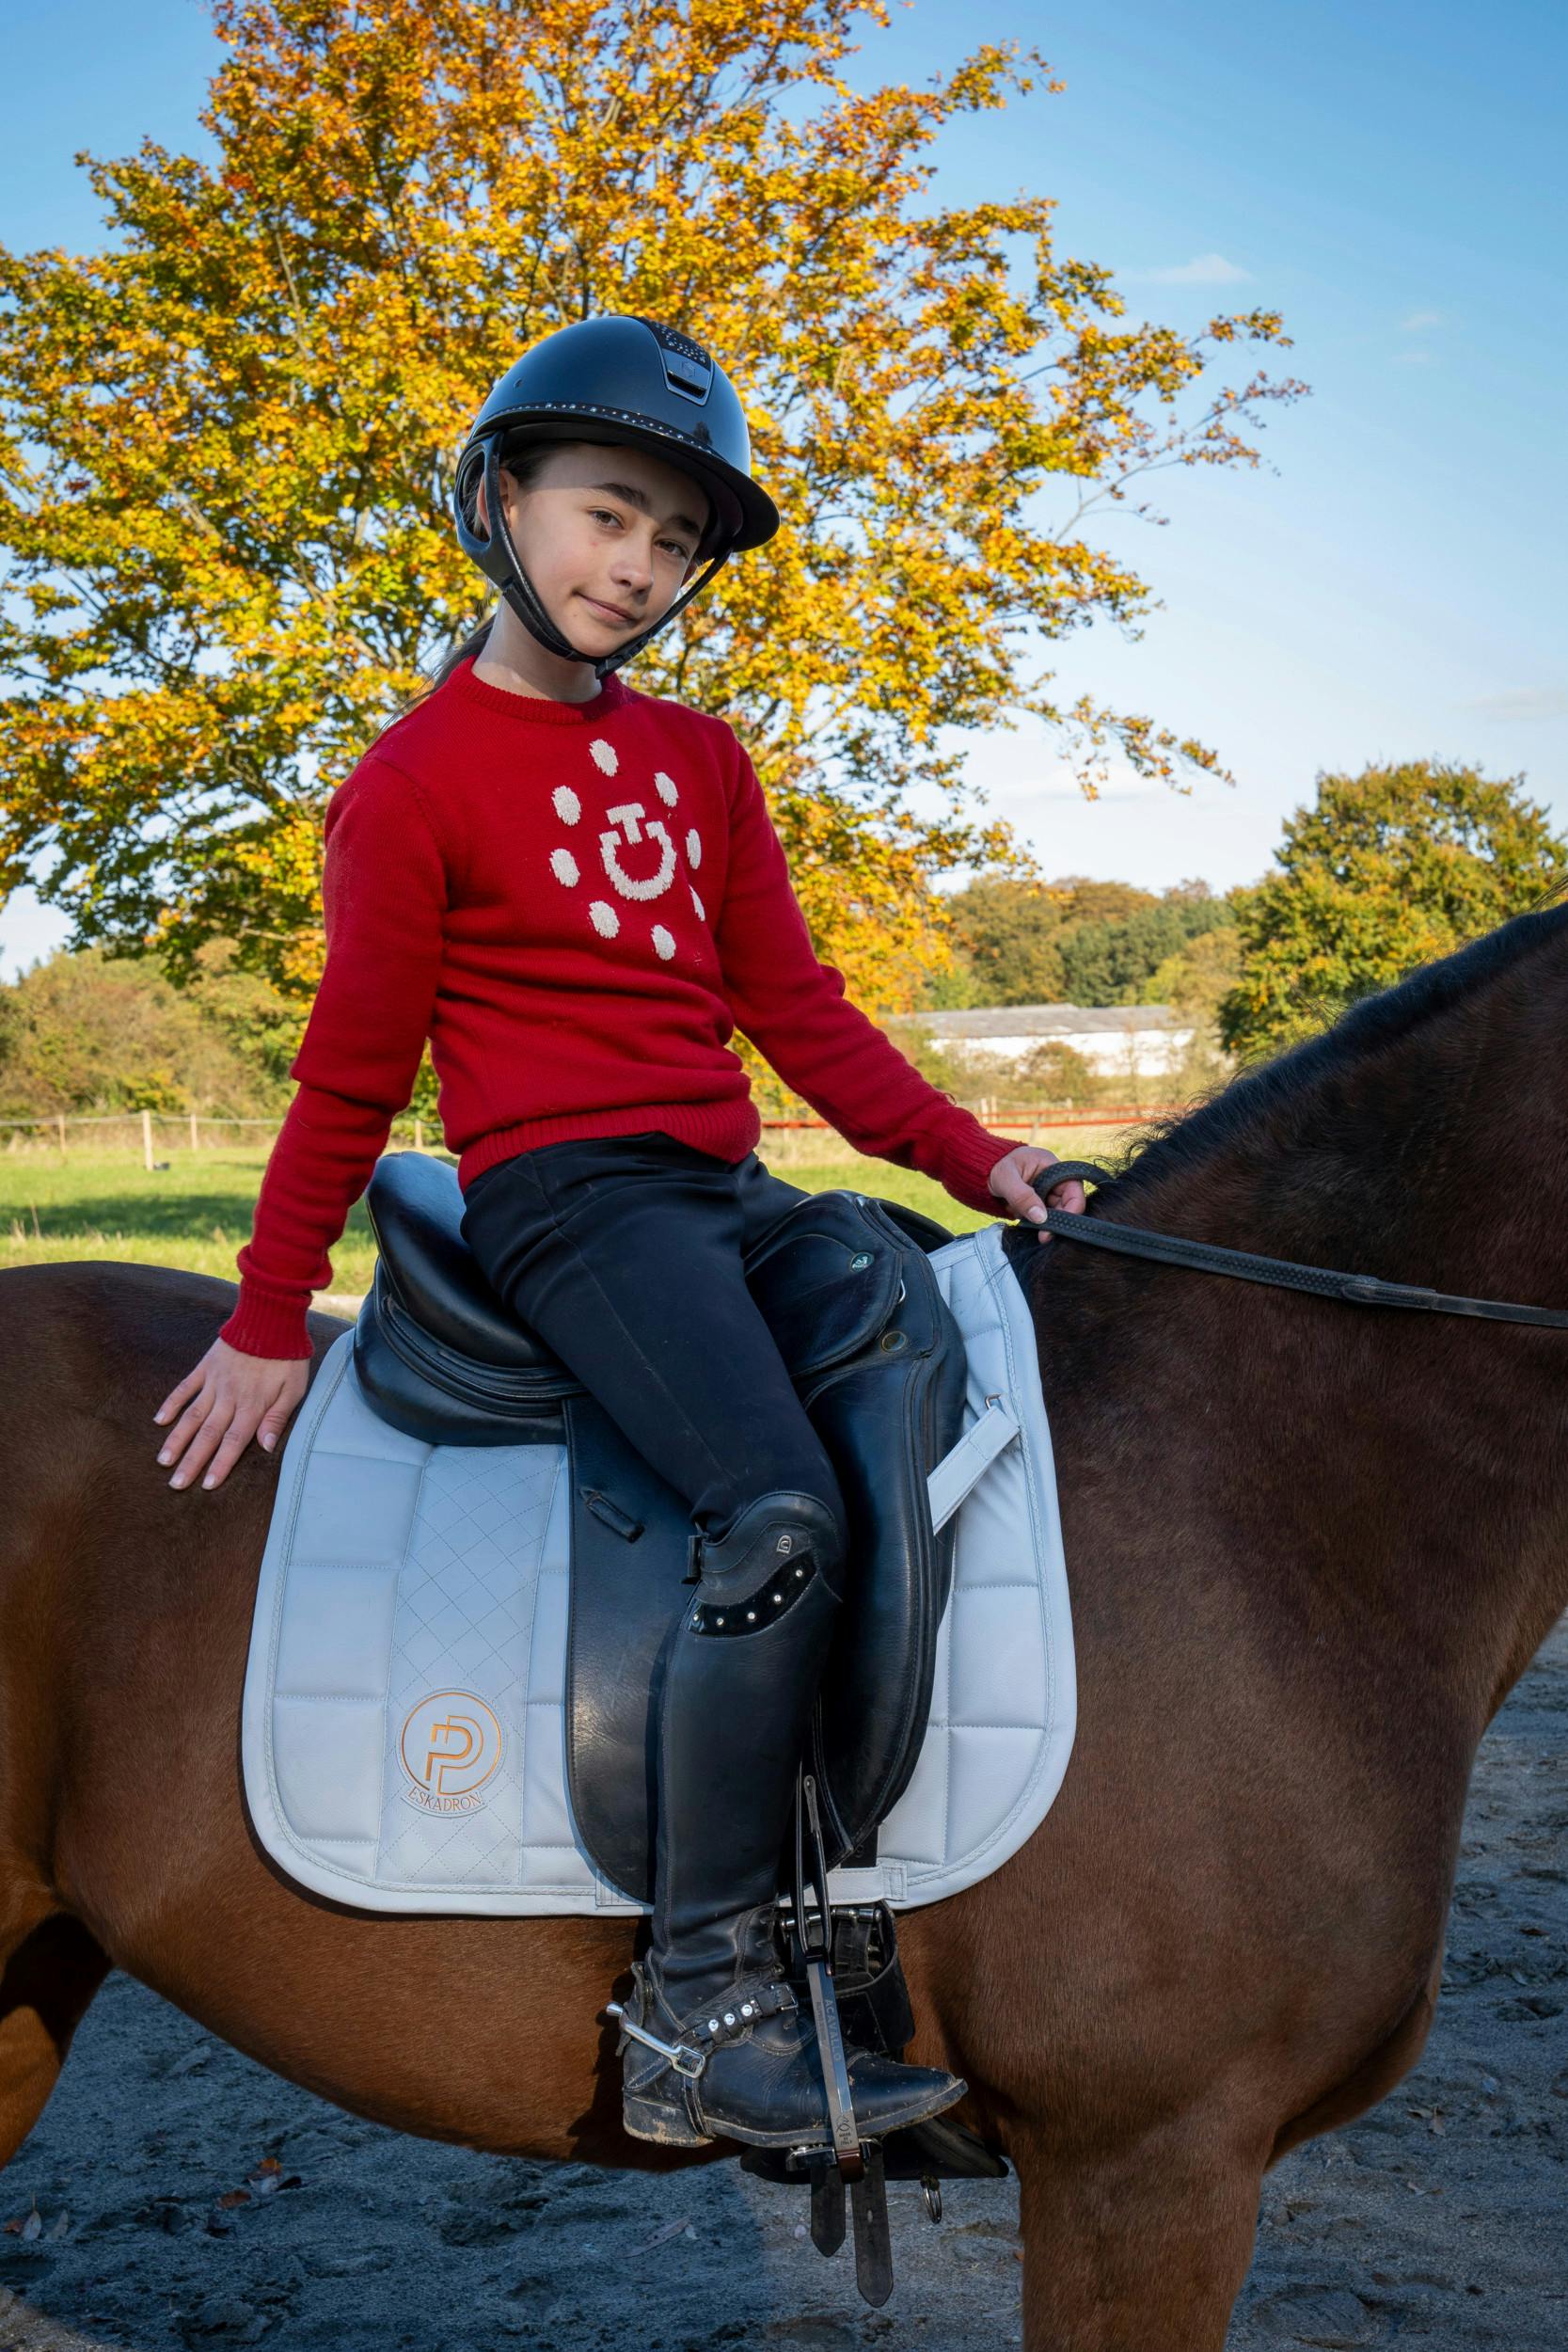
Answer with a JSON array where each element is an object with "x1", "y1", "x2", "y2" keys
[{"x1": 350, "y1": 1151, "x2": 970, "y2": 1899}]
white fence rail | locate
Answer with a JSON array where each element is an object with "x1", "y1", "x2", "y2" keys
[{"x1": 0, "y1": 1109, "x2": 441, "y2": 1171}]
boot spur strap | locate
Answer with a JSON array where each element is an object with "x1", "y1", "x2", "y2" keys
[
  {"x1": 687, "y1": 1979, "x2": 798, "y2": 2049},
  {"x1": 607, "y1": 1978, "x2": 797, "y2": 2079}
]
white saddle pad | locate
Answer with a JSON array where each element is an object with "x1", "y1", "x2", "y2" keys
[{"x1": 241, "y1": 1220, "x2": 1075, "y2": 1915}]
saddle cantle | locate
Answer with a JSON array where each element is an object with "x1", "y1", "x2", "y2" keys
[{"x1": 350, "y1": 1151, "x2": 970, "y2": 1894}]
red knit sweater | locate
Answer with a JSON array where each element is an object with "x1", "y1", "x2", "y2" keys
[{"x1": 218, "y1": 658, "x2": 1018, "y2": 1359}]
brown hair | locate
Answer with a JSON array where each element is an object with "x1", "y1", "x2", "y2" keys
[
  {"x1": 425, "y1": 615, "x2": 496, "y2": 694},
  {"x1": 418, "y1": 439, "x2": 558, "y2": 698}
]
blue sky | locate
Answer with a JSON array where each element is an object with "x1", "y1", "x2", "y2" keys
[{"x1": 2, "y1": 0, "x2": 1563, "y2": 977}]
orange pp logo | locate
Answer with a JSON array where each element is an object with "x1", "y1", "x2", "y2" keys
[{"x1": 398, "y1": 1692, "x2": 503, "y2": 1816}]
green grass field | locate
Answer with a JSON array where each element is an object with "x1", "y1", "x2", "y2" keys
[{"x1": 0, "y1": 1124, "x2": 1139, "y2": 1308}]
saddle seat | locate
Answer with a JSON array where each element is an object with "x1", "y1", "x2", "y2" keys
[
  {"x1": 352, "y1": 1149, "x2": 588, "y2": 1438},
  {"x1": 349, "y1": 1152, "x2": 971, "y2": 1890}
]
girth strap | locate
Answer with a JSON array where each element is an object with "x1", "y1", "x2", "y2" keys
[{"x1": 1036, "y1": 1160, "x2": 1568, "y2": 1332}]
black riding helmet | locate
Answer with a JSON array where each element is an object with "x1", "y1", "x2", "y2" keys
[{"x1": 452, "y1": 315, "x2": 781, "y2": 678}]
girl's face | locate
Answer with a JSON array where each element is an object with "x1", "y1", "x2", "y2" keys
[{"x1": 494, "y1": 440, "x2": 712, "y2": 657}]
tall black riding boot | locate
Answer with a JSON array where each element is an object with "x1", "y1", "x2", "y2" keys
[{"x1": 615, "y1": 1487, "x2": 966, "y2": 2150}]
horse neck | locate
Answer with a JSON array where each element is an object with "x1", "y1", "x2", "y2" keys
[{"x1": 1055, "y1": 926, "x2": 1568, "y2": 1733}]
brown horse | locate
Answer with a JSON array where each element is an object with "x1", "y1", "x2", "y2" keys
[{"x1": 4, "y1": 901, "x2": 1567, "y2": 2348}]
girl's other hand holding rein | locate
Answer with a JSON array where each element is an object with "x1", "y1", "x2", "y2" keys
[
  {"x1": 152, "y1": 1340, "x2": 311, "y2": 1492},
  {"x1": 988, "y1": 1144, "x2": 1086, "y2": 1242}
]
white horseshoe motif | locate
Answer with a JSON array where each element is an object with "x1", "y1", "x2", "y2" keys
[{"x1": 600, "y1": 802, "x2": 676, "y2": 901}]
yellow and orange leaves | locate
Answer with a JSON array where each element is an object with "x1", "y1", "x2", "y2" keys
[{"x1": 1, "y1": 0, "x2": 1305, "y2": 1024}]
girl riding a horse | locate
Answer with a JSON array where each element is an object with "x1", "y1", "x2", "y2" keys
[{"x1": 149, "y1": 315, "x2": 1085, "y2": 2153}]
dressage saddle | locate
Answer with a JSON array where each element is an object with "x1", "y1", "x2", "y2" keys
[{"x1": 349, "y1": 1150, "x2": 971, "y2": 1894}]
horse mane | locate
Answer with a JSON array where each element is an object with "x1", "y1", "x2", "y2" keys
[{"x1": 1108, "y1": 891, "x2": 1568, "y2": 1209}]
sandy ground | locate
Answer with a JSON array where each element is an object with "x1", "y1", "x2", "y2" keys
[{"x1": 1, "y1": 1624, "x2": 1562, "y2": 2352}]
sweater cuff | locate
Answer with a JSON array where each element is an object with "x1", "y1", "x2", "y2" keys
[
  {"x1": 217, "y1": 1279, "x2": 316, "y2": 1361},
  {"x1": 933, "y1": 1114, "x2": 1022, "y2": 1219}
]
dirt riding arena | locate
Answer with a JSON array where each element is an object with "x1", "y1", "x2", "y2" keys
[{"x1": 2, "y1": 1621, "x2": 1562, "y2": 2351}]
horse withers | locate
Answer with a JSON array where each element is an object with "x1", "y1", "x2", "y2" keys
[{"x1": 4, "y1": 899, "x2": 1568, "y2": 2347}]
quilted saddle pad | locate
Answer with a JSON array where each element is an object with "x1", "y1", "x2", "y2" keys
[{"x1": 240, "y1": 1221, "x2": 1076, "y2": 1915}]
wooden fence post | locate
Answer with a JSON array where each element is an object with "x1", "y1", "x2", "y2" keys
[
  {"x1": 142, "y1": 1109, "x2": 154, "y2": 1171},
  {"x1": 190, "y1": 1112, "x2": 199, "y2": 1152},
  {"x1": 56, "y1": 1116, "x2": 67, "y2": 1152}
]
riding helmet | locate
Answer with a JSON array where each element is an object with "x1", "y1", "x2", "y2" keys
[{"x1": 451, "y1": 314, "x2": 780, "y2": 677}]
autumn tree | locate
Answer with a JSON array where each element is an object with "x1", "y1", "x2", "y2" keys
[
  {"x1": 0, "y1": 0, "x2": 1304, "y2": 1041},
  {"x1": 1056, "y1": 888, "x2": 1233, "y2": 1006},
  {"x1": 942, "y1": 873, "x2": 1235, "y2": 1007},
  {"x1": 1220, "y1": 760, "x2": 1567, "y2": 1057},
  {"x1": 937, "y1": 878, "x2": 1077, "y2": 1005},
  {"x1": 1140, "y1": 918, "x2": 1243, "y2": 1024}
]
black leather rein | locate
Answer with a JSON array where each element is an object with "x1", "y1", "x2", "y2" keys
[{"x1": 1029, "y1": 1161, "x2": 1568, "y2": 1333}]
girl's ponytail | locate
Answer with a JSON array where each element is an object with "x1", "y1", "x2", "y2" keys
[
  {"x1": 368, "y1": 616, "x2": 491, "y2": 739},
  {"x1": 391, "y1": 438, "x2": 556, "y2": 720},
  {"x1": 425, "y1": 616, "x2": 495, "y2": 693}
]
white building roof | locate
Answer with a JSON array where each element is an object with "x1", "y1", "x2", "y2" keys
[{"x1": 886, "y1": 1003, "x2": 1185, "y2": 1040}]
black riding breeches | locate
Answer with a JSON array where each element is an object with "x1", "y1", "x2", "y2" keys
[{"x1": 457, "y1": 1130, "x2": 850, "y2": 1549}]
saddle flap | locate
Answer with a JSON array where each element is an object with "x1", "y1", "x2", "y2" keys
[
  {"x1": 745, "y1": 1200, "x2": 905, "y2": 1378},
  {"x1": 563, "y1": 1193, "x2": 970, "y2": 1897},
  {"x1": 806, "y1": 1222, "x2": 970, "y2": 1855},
  {"x1": 563, "y1": 1391, "x2": 694, "y2": 1902}
]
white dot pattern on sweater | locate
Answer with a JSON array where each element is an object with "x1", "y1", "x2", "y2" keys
[
  {"x1": 685, "y1": 829, "x2": 702, "y2": 869},
  {"x1": 589, "y1": 899, "x2": 620, "y2": 937},
  {"x1": 550, "y1": 848, "x2": 579, "y2": 888},
  {"x1": 590, "y1": 739, "x2": 619, "y2": 775},
  {"x1": 651, "y1": 925, "x2": 676, "y2": 961},
  {"x1": 553, "y1": 786, "x2": 581, "y2": 826}
]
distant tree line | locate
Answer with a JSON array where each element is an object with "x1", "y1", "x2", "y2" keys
[
  {"x1": 931, "y1": 757, "x2": 1563, "y2": 1060},
  {"x1": 934, "y1": 875, "x2": 1245, "y2": 1019},
  {"x1": 0, "y1": 940, "x2": 295, "y2": 1121},
  {"x1": 0, "y1": 939, "x2": 443, "y2": 1127}
]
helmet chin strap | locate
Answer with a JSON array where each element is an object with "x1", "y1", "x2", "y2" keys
[{"x1": 482, "y1": 438, "x2": 734, "y2": 682}]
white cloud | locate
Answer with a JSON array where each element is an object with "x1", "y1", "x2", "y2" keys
[
  {"x1": 1392, "y1": 349, "x2": 1434, "y2": 366},
  {"x1": 1123, "y1": 252, "x2": 1252, "y2": 286},
  {"x1": 1465, "y1": 686, "x2": 1568, "y2": 722},
  {"x1": 1399, "y1": 309, "x2": 1446, "y2": 331},
  {"x1": 1001, "y1": 781, "x2": 1168, "y2": 806}
]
